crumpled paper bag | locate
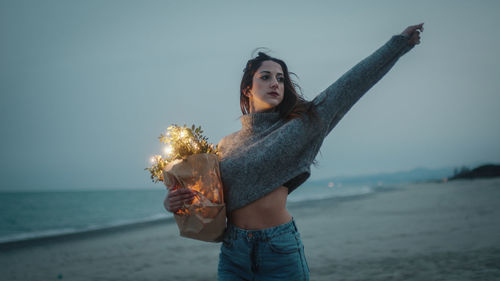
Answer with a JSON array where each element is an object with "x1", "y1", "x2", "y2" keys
[{"x1": 163, "y1": 153, "x2": 226, "y2": 242}]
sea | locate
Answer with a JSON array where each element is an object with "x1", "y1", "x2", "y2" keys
[{"x1": 0, "y1": 183, "x2": 379, "y2": 244}]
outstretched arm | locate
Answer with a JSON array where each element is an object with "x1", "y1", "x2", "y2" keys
[{"x1": 312, "y1": 23, "x2": 424, "y2": 135}]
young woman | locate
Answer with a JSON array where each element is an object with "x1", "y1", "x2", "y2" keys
[{"x1": 165, "y1": 23, "x2": 424, "y2": 280}]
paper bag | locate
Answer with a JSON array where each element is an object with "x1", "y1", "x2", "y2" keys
[{"x1": 163, "y1": 153, "x2": 226, "y2": 242}]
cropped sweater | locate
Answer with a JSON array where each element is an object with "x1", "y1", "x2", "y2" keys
[{"x1": 218, "y1": 35, "x2": 414, "y2": 213}]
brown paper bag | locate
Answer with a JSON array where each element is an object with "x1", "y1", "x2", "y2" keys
[{"x1": 163, "y1": 153, "x2": 226, "y2": 242}]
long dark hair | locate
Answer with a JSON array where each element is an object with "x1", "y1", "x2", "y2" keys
[{"x1": 240, "y1": 51, "x2": 314, "y2": 120}]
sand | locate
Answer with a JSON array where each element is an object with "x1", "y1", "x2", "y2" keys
[{"x1": 1, "y1": 178, "x2": 499, "y2": 280}]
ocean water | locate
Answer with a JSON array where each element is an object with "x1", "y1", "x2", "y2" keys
[
  {"x1": 0, "y1": 189, "x2": 169, "y2": 243},
  {"x1": 0, "y1": 183, "x2": 376, "y2": 244}
]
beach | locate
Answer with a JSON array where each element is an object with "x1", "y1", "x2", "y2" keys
[{"x1": 1, "y1": 178, "x2": 499, "y2": 280}]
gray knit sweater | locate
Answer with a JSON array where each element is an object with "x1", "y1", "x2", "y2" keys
[{"x1": 218, "y1": 35, "x2": 414, "y2": 213}]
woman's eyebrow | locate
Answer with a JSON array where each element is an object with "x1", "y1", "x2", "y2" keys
[{"x1": 259, "y1": 70, "x2": 284, "y2": 75}]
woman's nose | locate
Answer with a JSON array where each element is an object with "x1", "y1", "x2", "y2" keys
[{"x1": 270, "y1": 78, "x2": 279, "y2": 88}]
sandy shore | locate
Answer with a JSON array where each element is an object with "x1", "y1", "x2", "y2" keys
[{"x1": 1, "y1": 178, "x2": 499, "y2": 280}]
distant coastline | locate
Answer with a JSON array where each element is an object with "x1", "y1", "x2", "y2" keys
[{"x1": 449, "y1": 164, "x2": 500, "y2": 180}]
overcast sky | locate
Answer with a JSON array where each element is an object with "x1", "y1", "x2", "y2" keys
[{"x1": 1, "y1": 0, "x2": 499, "y2": 191}]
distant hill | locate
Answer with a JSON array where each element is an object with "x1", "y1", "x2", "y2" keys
[
  {"x1": 308, "y1": 167, "x2": 454, "y2": 187},
  {"x1": 449, "y1": 164, "x2": 500, "y2": 180}
]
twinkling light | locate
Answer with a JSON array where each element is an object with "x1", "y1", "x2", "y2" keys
[
  {"x1": 180, "y1": 129, "x2": 187, "y2": 138},
  {"x1": 150, "y1": 155, "x2": 162, "y2": 163},
  {"x1": 164, "y1": 145, "x2": 173, "y2": 156}
]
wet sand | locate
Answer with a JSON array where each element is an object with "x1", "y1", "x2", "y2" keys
[{"x1": 1, "y1": 178, "x2": 499, "y2": 280}]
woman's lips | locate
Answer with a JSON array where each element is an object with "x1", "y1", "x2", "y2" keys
[{"x1": 268, "y1": 92, "x2": 279, "y2": 97}]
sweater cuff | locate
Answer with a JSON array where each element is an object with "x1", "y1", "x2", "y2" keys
[{"x1": 391, "y1": 34, "x2": 414, "y2": 56}]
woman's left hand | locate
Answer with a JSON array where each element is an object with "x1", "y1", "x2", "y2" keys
[{"x1": 401, "y1": 23, "x2": 424, "y2": 45}]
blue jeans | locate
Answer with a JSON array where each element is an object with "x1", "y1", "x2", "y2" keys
[{"x1": 218, "y1": 218, "x2": 310, "y2": 281}]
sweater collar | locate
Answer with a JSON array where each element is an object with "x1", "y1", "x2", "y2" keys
[{"x1": 240, "y1": 111, "x2": 281, "y2": 134}]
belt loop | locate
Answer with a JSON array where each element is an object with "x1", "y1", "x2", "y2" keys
[
  {"x1": 292, "y1": 218, "x2": 298, "y2": 232},
  {"x1": 229, "y1": 225, "x2": 236, "y2": 240}
]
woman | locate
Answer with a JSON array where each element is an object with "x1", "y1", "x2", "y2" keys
[{"x1": 165, "y1": 23, "x2": 424, "y2": 280}]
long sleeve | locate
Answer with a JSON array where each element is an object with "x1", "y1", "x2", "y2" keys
[{"x1": 312, "y1": 35, "x2": 414, "y2": 136}]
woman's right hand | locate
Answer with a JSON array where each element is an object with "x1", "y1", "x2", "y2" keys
[{"x1": 164, "y1": 187, "x2": 196, "y2": 213}]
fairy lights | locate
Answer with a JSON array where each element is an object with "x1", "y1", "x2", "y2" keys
[
  {"x1": 145, "y1": 124, "x2": 218, "y2": 183},
  {"x1": 164, "y1": 145, "x2": 173, "y2": 156}
]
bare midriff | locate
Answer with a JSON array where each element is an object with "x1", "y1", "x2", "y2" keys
[{"x1": 229, "y1": 186, "x2": 292, "y2": 230}]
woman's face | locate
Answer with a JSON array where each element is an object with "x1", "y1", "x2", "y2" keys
[{"x1": 246, "y1": 60, "x2": 285, "y2": 113}]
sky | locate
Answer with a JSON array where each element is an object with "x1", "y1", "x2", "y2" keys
[{"x1": 1, "y1": 0, "x2": 499, "y2": 191}]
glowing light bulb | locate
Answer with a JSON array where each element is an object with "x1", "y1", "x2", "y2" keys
[
  {"x1": 151, "y1": 155, "x2": 161, "y2": 163},
  {"x1": 164, "y1": 145, "x2": 173, "y2": 155}
]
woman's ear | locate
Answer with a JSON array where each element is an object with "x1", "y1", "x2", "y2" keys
[{"x1": 244, "y1": 87, "x2": 251, "y2": 97}]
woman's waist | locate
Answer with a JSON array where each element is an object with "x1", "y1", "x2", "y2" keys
[
  {"x1": 229, "y1": 186, "x2": 291, "y2": 230},
  {"x1": 229, "y1": 207, "x2": 292, "y2": 230}
]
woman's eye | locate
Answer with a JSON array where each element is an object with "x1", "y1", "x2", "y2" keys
[{"x1": 260, "y1": 75, "x2": 284, "y2": 82}]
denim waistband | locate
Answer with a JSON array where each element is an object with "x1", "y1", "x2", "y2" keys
[{"x1": 225, "y1": 218, "x2": 298, "y2": 241}]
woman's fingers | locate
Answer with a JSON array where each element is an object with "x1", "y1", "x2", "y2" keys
[
  {"x1": 401, "y1": 23, "x2": 424, "y2": 45},
  {"x1": 165, "y1": 198, "x2": 193, "y2": 212},
  {"x1": 410, "y1": 29, "x2": 422, "y2": 45},
  {"x1": 169, "y1": 188, "x2": 195, "y2": 199},
  {"x1": 409, "y1": 23, "x2": 424, "y2": 33},
  {"x1": 170, "y1": 193, "x2": 195, "y2": 204},
  {"x1": 414, "y1": 23, "x2": 424, "y2": 31},
  {"x1": 165, "y1": 188, "x2": 195, "y2": 212},
  {"x1": 401, "y1": 23, "x2": 424, "y2": 38}
]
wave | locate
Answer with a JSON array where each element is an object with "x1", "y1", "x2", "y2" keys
[
  {"x1": 288, "y1": 185, "x2": 375, "y2": 203},
  {"x1": 0, "y1": 213, "x2": 174, "y2": 245}
]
